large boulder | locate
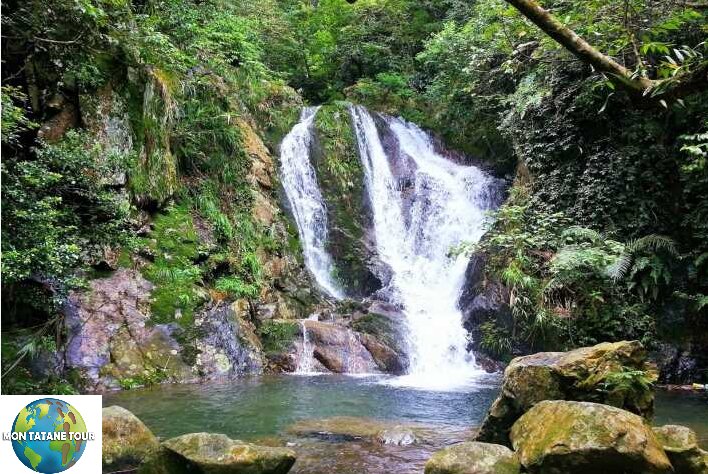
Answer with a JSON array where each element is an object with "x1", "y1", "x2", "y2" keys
[
  {"x1": 64, "y1": 271, "x2": 266, "y2": 391},
  {"x1": 476, "y1": 340, "x2": 656, "y2": 445},
  {"x1": 425, "y1": 442, "x2": 520, "y2": 474},
  {"x1": 192, "y1": 301, "x2": 263, "y2": 379},
  {"x1": 653, "y1": 425, "x2": 708, "y2": 474},
  {"x1": 157, "y1": 433, "x2": 296, "y2": 474},
  {"x1": 64, "y1": 269, "x2": 194, "y2": 391},
  {"x1": 298, "y1": 320, "x2": 380, "y2": 373},
  {"x1": 103, "y1": 406, "x2": 159, "y2": 472},
  {"x1": 510, "y1": 400, "x2": 672, "y2": 474}
]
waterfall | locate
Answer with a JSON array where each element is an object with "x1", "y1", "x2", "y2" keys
[
  {"x1": 280, "y1": 107, "x2": 344, "y2": 299},
  {"x1": 281, "y1": 105, "x2": 501, "y2": 389},
  {"x1": 295, "y1": 317, "x2": 318, "y2": 375},
  {"x1": 349, "y1": 105, "x2": 499, "y2": 389}
]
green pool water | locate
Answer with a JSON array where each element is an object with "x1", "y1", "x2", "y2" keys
[
  {"x1": 103, "y1": 374, "x2": 501, "y2": 440},
  {"x1": 103, "y1": 375, "x2": 708, "y2": 473},
  {"x1": 655, "y1": 389, "x2": 708, "y2": 447}
]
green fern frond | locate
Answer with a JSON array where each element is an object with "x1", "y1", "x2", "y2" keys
[
  {"x1": 698, "y1": 295, "x2": 708, "y2": 311},
  {"x1": 695, "y1": 253, "x2": 708, "y2": 268},
  {"x1": 626, "y1": 234, "x2": 678, "y2": 256},
  {"x1": 561, "y1": 226, "x2": 601, "y2": 243}
]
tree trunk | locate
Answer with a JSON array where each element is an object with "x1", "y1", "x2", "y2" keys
[{"x1": 504, "y1": 0, "x2": 655, "y2": 92}]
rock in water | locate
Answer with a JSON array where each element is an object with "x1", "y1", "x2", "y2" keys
[
  {"x1": 425, "y1": 442, "x2": 520, "y2": 474},
  {"x1": 299, "y1": 320, "x2": 379, "y2": 373},
  {"x1": 510, "y1": 400, "x2": 672, "y2": 474},
  {"x1": 287, "y1": 416, "x2": 426, "y2": 445},
  {"x1": 159, "y1": 432, "x2": 296, "y2": 474},
  {"x1": 653, "y1": 425, "x2": 708, "y2": 474},
  {"x1": 102, "y1": 406, "x2": 159, "y2": 471},
  {"x1": 476, "y1": 340, "x2": 656, "y2": 445}
]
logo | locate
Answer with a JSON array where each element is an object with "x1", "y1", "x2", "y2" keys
[{"x1": 3, "y1": 398, "x2": 94, "y2": 473}]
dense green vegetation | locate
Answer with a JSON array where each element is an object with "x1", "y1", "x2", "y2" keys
[
  {"x1": 2, "y1": 0, "x2": 707, "y2": 390},
  {"x1": 1, "y1": 0, "x2": 302, "y2": 392}
]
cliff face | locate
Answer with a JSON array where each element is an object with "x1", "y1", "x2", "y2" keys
[{"x1": 47, "y1": 77, "x2": 323, "y2": 391}]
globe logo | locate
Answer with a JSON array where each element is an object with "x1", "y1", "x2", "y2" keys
[{"x1": 10, "y1": 398, "x2": 89, "y2": 473}]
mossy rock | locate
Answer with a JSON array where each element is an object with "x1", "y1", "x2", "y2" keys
[
  {"x1": 311, "y1": 103, "x2": 381, "y2": 297},
  {"x1": 152, "y1": 432, "x2": 296, "y2": 474},
  {"x1": 425, "y1": 442, "x2": 520, "y2": 474},
  {"x1": 287, "y1": 416, "x2": 428, "y2": 445},
  {"x1": 653, "y1": 425, "x2": 708, "y2": 474},
  {"x1": 476, "y1": 340, "x2": 657, "y2": 445},
  {"x1": 103, "y1": 405, "x2": 160, "y2": 471},
  {"x1": 510, "y1": 400, "x2": 672, "y2": 474}
]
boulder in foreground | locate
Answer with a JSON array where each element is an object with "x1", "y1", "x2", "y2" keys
[
  {"x1": 476, "y1": 340, "x2": 656, "y2": 445},
  {"x1": 102, "y1": 405, "x2": 159, "y2": 472},
  {"x1": 510, "y1": 400, "x2": 672, "y2": 474},
  {"x1": 157, "y1": 432, "x2": 296, "y2": 474},
  {"x1": 424, "y1": 441, "x2": 520, "y2": 474}
]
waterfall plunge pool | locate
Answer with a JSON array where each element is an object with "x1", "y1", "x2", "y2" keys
[
  {"x1": 103, "y1": 374, "x2": 501, "y2": 441},
  {"x1": 103, "y1": 375, "x2": 708, "y2": 473}
]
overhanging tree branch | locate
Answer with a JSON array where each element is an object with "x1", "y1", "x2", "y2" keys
[
  {"x1": 504, "y1": 0, "x2": 707, "y2": 97},
  {"x1": 503, "y1": 0, "x2": 654, "y2": 91}
]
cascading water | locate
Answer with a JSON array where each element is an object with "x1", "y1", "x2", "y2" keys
[
  {"x1": 280, "y1": 105, "x2": 501, "y2": 389},
  {"x1": 280, "y1": 107, "x2": 343, "y2": 299},
  {"x1": 349, "y1": 105, "x2": 500, "y2": 389},
  {"x1": 295, "y1": 316, "x2": 320, "y2": 375}
]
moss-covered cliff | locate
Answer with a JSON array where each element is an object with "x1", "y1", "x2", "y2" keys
[
  {"x1": 0, "y1": 0, "x2": 317, "y2": 393},
  {"x1": 310, "y1": 103, "x2": 382, "y2": 297}
]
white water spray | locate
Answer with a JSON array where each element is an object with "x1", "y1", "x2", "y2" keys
[
  {"x1": 295, "y1": 316, "x2": 320, "y2": 375},
  {"x1": 281, "y1": 105, "x2": 501, "y2": 389},
  {"x1": 280, "y1": 107, "x2": 343, "y2": 299},
  {"x1": 349, "y1": 105, "x2": 498, "y2": 389}
]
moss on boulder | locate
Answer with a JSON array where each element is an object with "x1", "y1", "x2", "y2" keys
[
  {"x1": 103, "y1": 405, "x2": 160, "y2": 471},
  {"x1": 476, "y1": 340, "x2": 657, "y2": 445},
  {"x1": 510, "y1": 400, "x2": 672, "y2": 474},
  {"x1": 653, "y1": 425, "x2": 708, "y2": 474},
  {"x1": 425, "y1": 442, "x2": 520, "y2": 474},
  {"x1": 156, "y1": 432, "x2": 296, "y2": 474}
]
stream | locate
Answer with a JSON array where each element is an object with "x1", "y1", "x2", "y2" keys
[{"x1": 104, "y1": 376, "x2": 708, "y2": 473}]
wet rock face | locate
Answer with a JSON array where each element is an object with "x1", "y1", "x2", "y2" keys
[
  {"x1": 653, "y1": 425, "x2": 708, "y2": 474},
  {"x1": 458, "y1": 253, "x2": 516, "y2": 359},
  {"x1": 476, "y1": 340, "x2": 656, "y2": 446},
  {"x1": 102, "y1": 405, "x2": 159, "y2": 472},
  {"x1": 157, "y1": 432, "x2": 296, "y2": 474},
  {"x1": 64, "y1": 271, "x2": 264, "y2": 391},
  {"x1": 64, "y1": 269, "x2": 194, "y2": 391},
  {"x1": 510, "y1": 401, "x2": 672, "y2": 474},
  {"x1": 192, "y1": 301, "x2": 263, "y2": 379},
  {"x1": 655, "y1": 341, "x2": 708, "y2": 385},
  {"x1": 300, "y1": 320, "x2": 380, "y2": 373},
  {"x1": 308, "y1": 103, "x2": 383, "y2": 299},
  {"x1": 425, "y1": 442, "x2": 520, "y2": 474}
]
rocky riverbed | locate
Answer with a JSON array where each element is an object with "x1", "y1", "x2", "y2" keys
[{"x1": 102, "y1": 341, "x2": 708, "y2": 473}]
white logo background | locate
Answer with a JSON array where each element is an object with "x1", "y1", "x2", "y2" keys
[{"x1": 0, "y1": 395, "x2": 102, "y2": 474}]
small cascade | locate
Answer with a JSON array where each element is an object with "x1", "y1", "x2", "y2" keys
[
  {"x1": 295, "y1": 315, "x2": 320, "y2": 375},
  {"x1": 280, "y1": 107, "x2": 343, "y2": 299}
]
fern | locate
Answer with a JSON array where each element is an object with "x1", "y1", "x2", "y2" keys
[
  {"x1": 607, "y1": 234, "x2": 677, "y2": 281},
  {"x1": 561, "y1": 226, "x2": 601, "y2": 244},
  {"x1": 626, "y1": 234, "x2": 678, "y2": 256}
]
